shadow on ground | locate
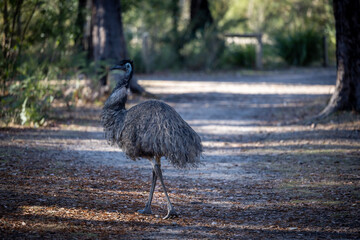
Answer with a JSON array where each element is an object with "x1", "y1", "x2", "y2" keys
[{"x1": 1, "y1": 69, "x2": 359, "y2": 239}]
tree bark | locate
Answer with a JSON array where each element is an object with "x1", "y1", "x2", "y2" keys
[
  {"x1": 318, "y1": 0, "x2": 360, "y2": 118},
  {"x1": 89, "y1": 0, "x2": 127, "y2": 65},
  {"x1": 89, "y1": 0, "x2": 147, "y2": 95}
]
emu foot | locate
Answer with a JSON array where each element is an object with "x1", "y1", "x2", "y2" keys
[
  {"x1": 137, "y1": 207, "x2": 152, "y2": 215},
  {"x1": 163, "y1": 209, "x2": 178, "y2": 219}
]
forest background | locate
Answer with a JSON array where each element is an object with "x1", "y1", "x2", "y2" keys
[{"x1": 0, "y1": 0, "x2": 335, "y2": 125}]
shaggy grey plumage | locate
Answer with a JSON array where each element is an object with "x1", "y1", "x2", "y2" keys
[{"x1": 101, "y1": 59, "x2": 202, "y2": 219}]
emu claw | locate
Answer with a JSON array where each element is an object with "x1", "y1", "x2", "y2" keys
[
  {"x1": 163, "y1": 210, "x2": 178, "y2": 219},
  {"x1": 138, "y1": 208, "x2": 152, "y2": 215}
]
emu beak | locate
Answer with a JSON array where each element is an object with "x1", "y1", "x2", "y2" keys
[{"x1": 110, "y1": 65, "x2": 126, "y2": 71}]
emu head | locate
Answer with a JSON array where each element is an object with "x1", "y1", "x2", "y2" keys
[{"x1": 110, "y1": 59, "x2": 134, "y2": 88}]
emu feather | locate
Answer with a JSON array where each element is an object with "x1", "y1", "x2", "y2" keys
[{"x1": 101, "y1": 59, "x2": 202, "y2": 219}]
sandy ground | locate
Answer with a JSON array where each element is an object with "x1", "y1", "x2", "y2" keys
[{"x1": 1, "y1": 68, "x2": 360, "y2": 239}]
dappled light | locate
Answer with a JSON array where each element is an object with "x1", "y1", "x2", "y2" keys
[
  {"x1": 1, "y1": 0, "x2": 359, "y2": 238},
  {"x1": 139, "y1": 80, "x2": 334, "y2": 95},
  {"x1": 1, "y1": 69, "x2": 359, "y2": 238}
]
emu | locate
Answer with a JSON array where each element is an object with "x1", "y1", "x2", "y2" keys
[{"x1": 101, "y1": 60, "x2": 202, "y2": 219}]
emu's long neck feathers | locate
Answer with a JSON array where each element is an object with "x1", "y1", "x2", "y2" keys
[
  {"x1": 104, "y1": 87, "x2": 128, "y2": 110},
  {"x1": 101, "y1": 64, "x2": 133, "y2": 145},
  {"x1": 114, "y1": 70, "x2": 132, "y2": 90},
  {"x1": 101, "y1": 85, "x2": 128, "y2": 145}
]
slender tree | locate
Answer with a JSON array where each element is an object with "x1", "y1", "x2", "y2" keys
[
  {"x1": 74, "y1": 0, "x2": 87, "y2": 50},
  {"x1": 318, "y1": 0, "x2": 360, "y2": 117},
  {"x1": 189, "y1": 0, "x2": 213, "y2": 36},
  {"x1": 0, "y1": 0, "x2": 38, "y2": 94},
  {"x1": 169, "y1": 0, "x2": 183, "y2": 63}
]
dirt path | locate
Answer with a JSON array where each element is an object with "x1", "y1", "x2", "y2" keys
[{"x1": 1, "y1": 68, "x2": 360, "y2": 239}]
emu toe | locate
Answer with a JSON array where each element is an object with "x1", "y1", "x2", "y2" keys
[
  {"x1": 163, "y1": 209, "x2": 178, "y2": 219},
  {"x1": 137, "y1": 208, "x2": 152, "y2": 215}
]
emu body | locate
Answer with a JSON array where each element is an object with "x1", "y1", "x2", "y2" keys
[{"x1": 101, "y1": 60, "x2": 202, "y2": 219}]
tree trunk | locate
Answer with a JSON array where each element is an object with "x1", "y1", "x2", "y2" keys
[
  {"x1": 1, "y1": 0, "x2": 26, "y2": 94},
  {"x1": 170, "y1": 0, "x2": 183, "y2": 63},
  {"x1": 318, "y1": 0, "x2": 360, "y2": 118},
  {"x1": 189, "y1": 0, "x2": 213, "y2": 37},
  {"x1": 89, "y1": 0, "x2": 127, "y2": 66},
  {"x1": 89, "y1": 0, "x2": 147, "y2": 95},
  {"x1": 74, "y1": 0, "x2": 87, "y2": 50}
]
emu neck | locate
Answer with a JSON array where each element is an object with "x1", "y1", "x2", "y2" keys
[
  {"x1": 101, "y1": 85, "x2": 129, "y2": 145},
  {"x1": 104, "y1": 86, "x2": 128, "y2": 111}
]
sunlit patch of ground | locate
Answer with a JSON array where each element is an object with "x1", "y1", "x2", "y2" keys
[{"x1": 1, "y1": 69, "x2": 360, "y2": 239}]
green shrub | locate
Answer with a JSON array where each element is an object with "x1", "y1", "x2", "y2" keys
[
  {"x1": 0, "y1": 65, "x2": 56, "y2": 126},
  {"x1": 152, "y1": 44, "x2": 181, "y2": 71},
  {"x1": 128, "y1": 41, "x2": 184, "y2": 73},
  {"x1": 129, "y1": 45, "x2": 147, "y2": 73},
  {"x1": 218, "y1": 44, "x2": 256, "y2": 69},
  {"x1": 274, "y1": 29, "x2": 322, "y2": 66},
  {"x1": 182, "y1": 26, "x2": 225, "y2": 70}
]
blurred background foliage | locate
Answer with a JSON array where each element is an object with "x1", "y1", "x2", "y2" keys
[{"x1": 0, "y1": 0, "x2": 335, "y2": 125}]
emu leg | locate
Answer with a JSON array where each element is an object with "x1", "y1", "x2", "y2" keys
[
  {"x1": 138, "y1": 170, "x2": 157, "y2": 215},
  {"x1": 153, "y1": 163, "x2": 178, "y2": 219}
]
